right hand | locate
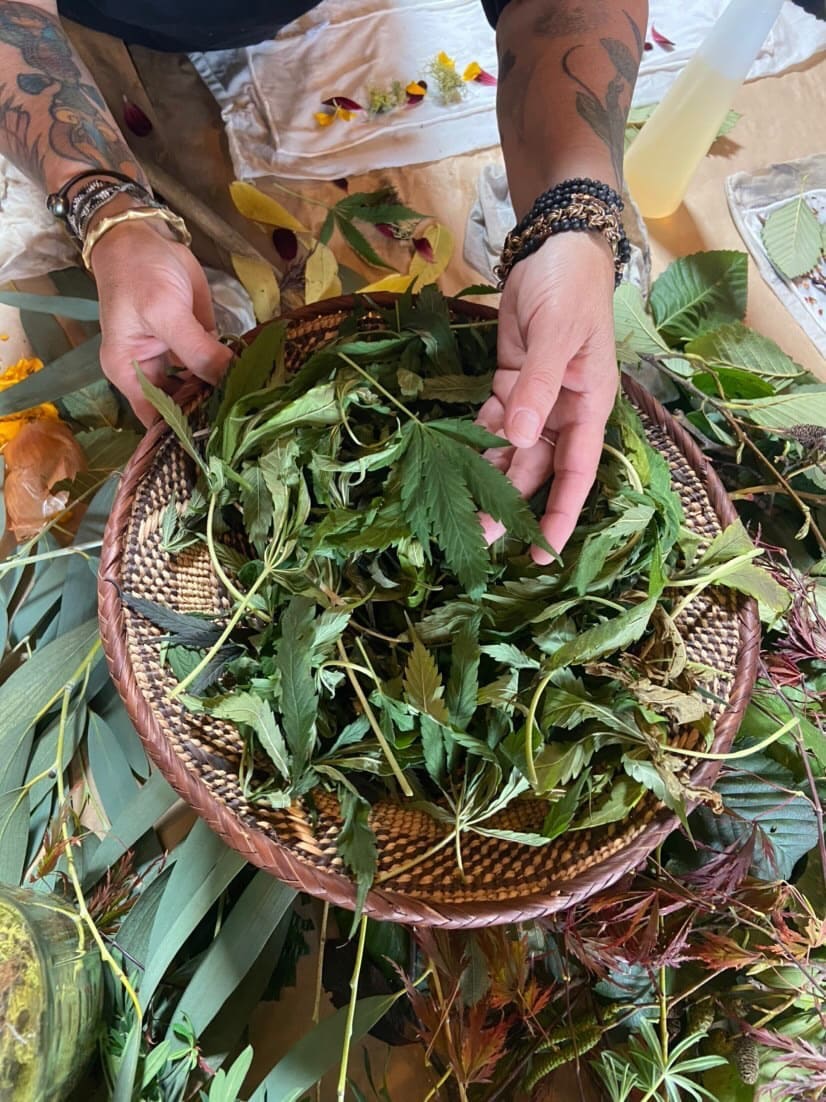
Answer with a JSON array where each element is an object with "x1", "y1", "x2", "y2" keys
[{"x1": 91, "y1": 220, "x2": 233, "y2": 426}]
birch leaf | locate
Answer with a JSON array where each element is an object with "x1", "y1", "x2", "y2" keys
[
  {"x1": 761, "y1": 196, "x2": 823, "y2": 280},
  {"x1": 230, "y1": 181, "x2": 309, "y2": 233},
  {"x1": 304, "y1": 242, "x2": 342, "y2": 303},
  {"x1": 231, "y1": 254, "x2": 281, "y2": 322}
]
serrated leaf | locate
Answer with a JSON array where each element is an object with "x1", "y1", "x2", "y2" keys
[
  {"x1": 338, "y1": 789, "x2": 378, "y2": 921},
  {"x1": 404, "y1": 632, "x2": 449, "y2": 723},
  {"x1": 209, "y1": 692, "x2": 291, "y2": 780},
  {"x1": 685, "y1": 321, "x2": 804, "y2": 379},
  {"x1": 230, "y1": 181, "x2": 309, "y2": 233},
  {"x1": 336, "y1": 215, "x2": 393, "y2": 269},
  {"x1": 446, "y1": 617, "x2": 481, "y2": 731},
  {"x1": 242, "y1": 465, "x2": 274, "y2": 551},
  {"x1": 275, "y1": 597, "x2": 318, "y2": 774},
  {"x1": 710, "y1": 562, "x2": 791, "y2": 614},
  {"x1": 481, "y1": 643, "x2": 539, "y2": 670},
  {"x1": 546, "y1": 595, "x2": 659, "y2": 670},
  {"x1": 420, "y1": 713, "x2": 446, "y2": 781},
  {"x1": 649, "y1": 251, "x2": 748, "y2": 343},
  {"x1": 727, "y1": 384, "x2": 826, "y2": 430},
  {"x1": 120, "y1": 590, "x2": 223, "y2": 647},
  {"x1": 613, "y1": 283, "x2": 669, "y2": 362},
  {"x1": 691, "y1": 752, "x2": 819, "y2": 880},
  {"x1": 761, "y1": 196, "x2": 823, "y2": 279},
  {"x1": 136, "y1": 365, "x2": 207, "y2": 473}
]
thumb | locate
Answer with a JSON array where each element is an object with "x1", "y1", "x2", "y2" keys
[
  {"x1": 155, "y1": 312, "x2": 232, "y2": 385},
  {"x1": 502, "y1": 305, "x2": 576, "y2": 448}
]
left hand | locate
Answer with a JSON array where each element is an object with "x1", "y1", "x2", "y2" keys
[{"x1": 478, "y1": 231, "x2": 619, "y2": 562}]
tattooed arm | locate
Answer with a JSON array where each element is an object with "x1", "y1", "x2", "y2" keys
[
  {"x1": 0, "y1": 0, "x2": 230, "y2": 423},
  {"x1": 478, "y1": 0, "x2": 647, "y2": 557}
]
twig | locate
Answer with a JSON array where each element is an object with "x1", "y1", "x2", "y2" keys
[{"x1": 313, "y1": 900, "x2": 330, "y2": 1102}]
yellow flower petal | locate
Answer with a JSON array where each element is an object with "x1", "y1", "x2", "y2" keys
[
  {"x1": 0, "y1": 356, "x2": 44, "y2": 387},
  {"x1": 406, "y1": 81, "x2": 427, "y2": 96},
  {"x1": 463, "y1": 61, "x2": 482, "y2": 82},
  {"x1": 335, "y1": 107, "x2": 355, "y2": 122},
  {"x1": 436, "y1": 50, "x2": 455, "y2": 69},
  {"x1": 315, "y1": 110, "x2": 335, "y2": 127}
]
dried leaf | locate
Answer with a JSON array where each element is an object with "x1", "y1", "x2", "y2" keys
[
  {"x1": 230, "y1": 181, "x2": 309, "y2": 233},
  {"x1": 304, "y1": 241, "x2": 342, "y2": 303},
  {"x1": 231, "y1": 254, "x2": 281, "y2": 322}
]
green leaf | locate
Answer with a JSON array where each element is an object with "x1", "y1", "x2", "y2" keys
[
  {"x1": 481, "y1": 643, "x2": 540, "y2": 670},
  {"x1": 207, "y1": 1047, "x2": 255, "y2": 1102},
  {"x1": 0, "y1": 291, "x2": 100, "y2": 320},
  {"x1": 141, "y1": 819, "x2": 247, "y2": 1002},
  {"x1": 209, "y1": 693, "x2": 291, "y2": 781},
  {"x1": 403, "y1": 631, "x2": 449, "y2": 723},
  {"x1": 727, "y1": 384, "x2": 826, "y2": 430},
  {"x1": 685, "y1": 321, "x2": 804, "y2": 379},
  {"x1": 0, "y1": 333, "x2": 102, "y2": 415},
  {"x1": 168, "y1": 874, "x2": 295, "y2": 1040},
  {"x1": 446, "y1": 617, "x2": 480, "y2": 731},
  {"x1": 214, "y1": 324, "x2": 286, "y2": 441},
  {"x1": 336, "y1": 215, "x2": 393, "y2": 269},
  {"x1": 241, "y1": 464, "x2": 274, "y2": 552},
  {"x1": 81, "y1": 770, "x2": 179, "y2": 887},
  {"x1": 275, "y1": 597, "x2": 318, "y2": 775},
  {"x1": 0, "y1": 790, "x2": 29, "y2": 885},
  {"x1": 649, "y1": 251, "x2": 748, "y2": 343},
  {"x1": 250, "y1": 992, "x2": 400, "y2": 1102},
  {"x1": 419, "y1": 373, "x2": 493, "y2": 404},
  {"x1": 613, "y1": 283, "x2": 670, "y2": 361},
  {"x1": 545, "y1": 595, "x2": 659, "y2": 670},
  {"x1": 710, "y1": 561, "x2": 791, "y2": 614},
  {"x1": 0, "y1": 618, "x2": 99, "y2": 792},
  {"x1": 58, "y1": 427, "x2": 141, "y2": 500},
  {"x1": 338, "y1": 789, "x2": 378, "y2": 922},
  {"x1": 136, "y1": 366, "x2": 207, "y2": 474},
  {"x1": 87, "y1": 711, "x2": 139, "y2": 818},
  {"x1": 61, "y1": 378, "x2": 121, "y2": 427},
  {"x1": 420, "y1": 713, "x2": 446, "y2": 781},
  {"x1": 761, "y1": 196, "x2": 823, "y2": 279},
  {"x1": 691, "y1": 752, "x2": 819, "y2": 880},
  {"x1": 120, "y1": 591, "x2": 223, "y2": 648},
  {"x1": 692, "y1": 367, "x2": 776, "y2": 400},
  {"x1": 573, "y1": 777, "x2": 645, "y2": 830}
]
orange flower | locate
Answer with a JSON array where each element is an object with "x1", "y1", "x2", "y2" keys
[{"x1": 0, "y1": 356, "x2": 60, "y2": 449}]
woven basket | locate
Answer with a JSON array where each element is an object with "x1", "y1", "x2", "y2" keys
[{"x1": 99, "y1": 295, "x2": 760, "y2": 928}]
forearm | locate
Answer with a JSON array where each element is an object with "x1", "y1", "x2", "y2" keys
[
  {"x1": 495, "y1": 0, "x2": 647, "y2": 217},
  {"x1": 0, "y1": 0, "x2": 144, "y2": 194}
]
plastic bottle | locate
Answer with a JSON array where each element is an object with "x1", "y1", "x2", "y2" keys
[{"x1": 624, "y1": 0, "x2": 785, "y2": 218}]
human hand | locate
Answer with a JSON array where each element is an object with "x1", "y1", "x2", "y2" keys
[
  {"x1": 91, "y1": 221, "x2": 233, "y2": 426},
  {"x1": 478, "y1": 232, "x2": 619, "y2": 562}
]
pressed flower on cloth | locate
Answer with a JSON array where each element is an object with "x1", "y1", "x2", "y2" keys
[{"x1": 0, "y1": 357, "x2": 59, "y2": 449}]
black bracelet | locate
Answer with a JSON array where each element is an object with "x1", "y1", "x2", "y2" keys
[
  {"x1": 46, "y1": 169, "x2": 147, "y2": 221},
  {"x1": 497, "y1": 177, "x2": 631, "y2": 289}
]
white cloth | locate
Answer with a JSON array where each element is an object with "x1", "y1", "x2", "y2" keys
[
  {"x1": 0, "y1": 161, "x2": 76, "y2": 284},
  {"x1": 192, "y1": 0, "x2": 826, "y2": 183},
  {"x1": 726, "y1": 154, "x2": 826, "y2": 359}
]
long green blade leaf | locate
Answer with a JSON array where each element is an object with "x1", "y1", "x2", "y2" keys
[
  {"x1": 0, "y1": 291, "x2": 100, "y2": 321},
  {"x1": 0, "y1": 334, "x2": 102, "y2": 415}
]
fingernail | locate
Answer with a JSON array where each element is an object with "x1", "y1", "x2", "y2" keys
[{"x1": 509, "y1": 409, "x2": 540, "y2": 447}]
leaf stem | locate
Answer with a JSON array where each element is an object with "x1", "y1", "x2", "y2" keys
[
  {"x1": 206, "y1": 494, "x2": 247, "y2": 606},
  {"x1": 422, "y1": 1066, "x2": 453, "y2": 1102},
  {"x1": 336, "y1": 912, "x2": 369, "y2": 1102},
  {"x1": 313, "y1": 900, "x2": 330, "y2": 1102},
  {"x1": 602, "y1": 441, "x2": 644, "y2": 494},
  {"x1": 337, "y1": 352, "x2": 422, "y2": 426},
  {"x1": 170, "y1": 556, "x2": 274, "y2": 698},
  {"x1": 336, "y1": 638, "x2": 413, "y2": 797},
  {"x1": 666, "y1": 715, "x2": 797, "y2": 761},
  {"x1": 524, "y1": 671, "x2": 555, "y2": 789},
  {"x1": 267, "y1": 178, "x2": 332, "y2": 212}
]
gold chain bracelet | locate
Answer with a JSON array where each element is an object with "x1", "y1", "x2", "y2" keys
[{"x1": 81, "y1": 207, "x2": 192, "y2": 272}]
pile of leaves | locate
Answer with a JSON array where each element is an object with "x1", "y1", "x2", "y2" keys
[
  {"x1": 0, "y1": 242, "x2": 823, "y2": 1102},
  {"x1": 132, "y1": 286, "x2": 786, "y2": 910}
]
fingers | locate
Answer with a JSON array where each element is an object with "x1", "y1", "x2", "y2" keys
[
  {"x1": 149, "y1": 309, "x2": 232, "y2": 387},
  {"x1": 500, "y1": 303, "x2": 574, "y2": 449},
  {"x1": 480, "y1": 436, "x2": 555, "y2": 545},
  {"x1": 102, "y1": 347, "x2": 169, "y2": 428}
]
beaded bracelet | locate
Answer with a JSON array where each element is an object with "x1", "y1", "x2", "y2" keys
[{"x1": 496, "y1": 177, "x2": 631, "y2": 289}]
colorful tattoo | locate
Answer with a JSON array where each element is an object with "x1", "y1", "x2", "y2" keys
[{"x1": 0, "y1": 1, "x2": 138, "y2": 183}]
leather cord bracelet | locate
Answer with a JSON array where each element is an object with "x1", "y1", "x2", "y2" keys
[
  {"x1": 81, "y1": 207, "x2": 191, "y2": 272},
  {"x1": 496, "y1": 177, "x2": 631, "y2": 289}
]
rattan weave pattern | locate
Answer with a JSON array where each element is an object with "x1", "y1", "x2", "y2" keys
[{"x1": 99, "y1": 296, "x2": 760, "y2": 928}]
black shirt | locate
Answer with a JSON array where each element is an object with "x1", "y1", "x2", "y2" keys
[{"x1": 57, "y1": 0, "x2": 509, "y2": 52}]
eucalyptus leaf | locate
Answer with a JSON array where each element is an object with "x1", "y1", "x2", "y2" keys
[
  {"x1": 0, "y1": 291, "x2": 100, "y2": 320},
  {"x1": 0, "y1": 334, "x2": 102, "y2": 416}
]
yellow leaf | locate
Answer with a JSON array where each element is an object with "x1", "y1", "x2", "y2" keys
[
  {"x1": 409, "y1": 223, "x2": 454, "y2": 288},
  {"x1": 357, "y1": 273, "x2": 416, "y2": 294},
  {"x1": 229, "y1": 180, "x2": 309, "y2": 233},
  {"x1": 304, "y1": 242, "x2": 342, "y2": 303},
  {"x1": 231, "y1": 254, "x2": 281, "y2": 322},
  {"x1": 463, "y1": 61, "x2": 482, "y2": 81}
]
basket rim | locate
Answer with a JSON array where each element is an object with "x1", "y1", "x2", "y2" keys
[{"x1": 98, "y1": 293, "x2": 760, "y2": 928}]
